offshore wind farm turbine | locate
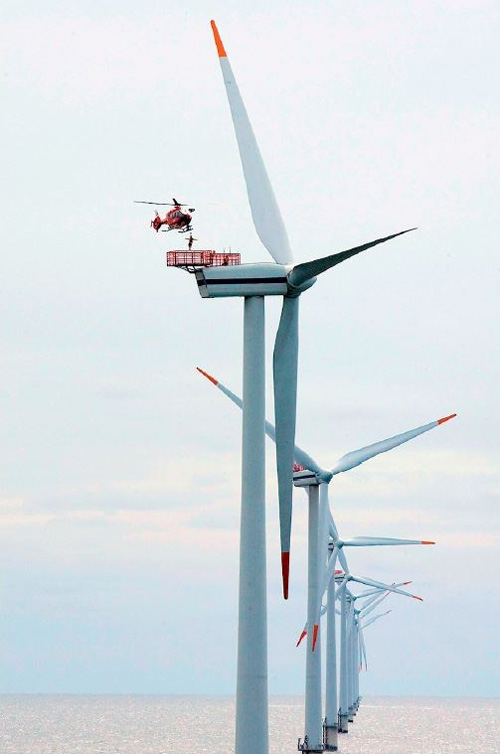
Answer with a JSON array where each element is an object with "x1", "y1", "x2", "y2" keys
[
  {"x1": 358, "y1": 608, "x2": 394, "y2": 672},
  {"x1": 296, "y1": 523, "x2": 425, "y2": 754},
  {"x1": 196, "y1": 364, "x2": 453, "y2": 638},
  {"x1": 344, "y1": 587, "x2": 393, "y2": 719},
  {"x1": 200, "y1": 21, "x2": 417, "y2": 601},
  {"x1": 178, "y1": 19, "x2": 419, "y2": 751},
  {"x1": 336, "y1": 572, "x2": 423, "y2": 733},
  {"x1": 196, "y1": 366, "x2": 449, "y2": 752},
  {"x1": 349, "y1": 601, "x2": 394, "y2": 713},
  {"x1": 173, "y1": 20, "x2": 415, "y2": 754}
]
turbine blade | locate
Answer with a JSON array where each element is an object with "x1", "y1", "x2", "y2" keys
[
  {"x1": 312, "y1": 623, "x2": 319, "y2": 652},
  {"x1": 296, "y1": 626, "x2": 308, "y2": 647},
  {"x1": 351, "y1": 575, "x2": 422, "y2": 601},
  {"x1": 359, "y1": 583, "x2": 407, "y2": 618},
  {"x1": 273, "y1": 296, "x2": 299, "y2": 598},
  {"x1": 342, "y1": 536, "x2": 435, "y2": 546},
  {"x1": 210, "y1": 21, "x2": 293, "y2": 264},
  {"x1": 359, "y1": 592, "x2": 391, "y2": 618},
  {"x1": 287, "y1": 228, "x2": 416, "y2": 288},
  {"x1": 331, "y1": 413, "x2": 457, "y2": 475},
  {"x1": 362, "y1": 610, "x2": 392, "y2": 629},
  {"x1": 328, "y1": 508, "x2": 339, "y2": 540},
  {"x1": 196, "y1": 367, "x2": 325, "y2": 476},
  {"x1": 337, "y1": 546, "x2": 349, "y2": 573}
]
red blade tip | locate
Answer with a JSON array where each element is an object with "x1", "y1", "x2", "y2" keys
[
  {"x1": 210, "y1": 20, "x2": 227, "y2": 58},
  {"x1": 438, "y1": 413, "x2": 457, "y2": 425},
  {"x1": 413, "y1": 596, "x2": 424, "y2": 602},
  {"x1": 281, "y1": 552, "x2": 290, "y2": 600},
  {"x1": 296, "y1": 629, "x2": 307, "y2": 647},
  {"x1": 421, "y1": 540, "x2": 435, "y2": 545},
  {"x1": 196, "y1": 367, "x2": 218, "y2": 386},
  {"x1": 312, "y1": 624, "x2": 319, "y2": 652}
]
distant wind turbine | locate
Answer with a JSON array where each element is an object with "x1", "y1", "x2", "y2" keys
[{"x1": 196, "y1": 366, "x2": 450, "y2": 751}]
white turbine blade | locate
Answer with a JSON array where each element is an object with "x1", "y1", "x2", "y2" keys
[
  {"x1": 211, "y1": 21, "x2": 293, "y2": 264},
  {"x1": 357, "y1": 589, "x2": 388, "y2": 612},
  {"x1": 350, "y1": 575, "x2": 422, "y2": 601},
  {"x1": 331, "y1": 413, "x2": 456, "y2": 475},
  {"x1": 328, "y1": 508, "x2": 339, "y2": 540},
  {"x1": 273, "y1": 296, "x2": 299, "y2": 598},
  {"x1": 359, "y1": 583, "x2": 410, "y2": 619},
  {"x1": 287, "y1": 229, "x2": 415, "y2": 289},
  {"x1": 196, "y1": 367, "x2": 325, "y2": 476},
  {"x1": 336, "y1": 544, "x2": 349, "y2": 573},
  {"x1": 197, "y1": 356, "x2": 300, "y2": 599},
  {"x1": 342, "y1": 536, "x2": 435, "y2": 546},
  {"x1": 359, "y1": 592, "x2": 392, "y2": 619},
  {"x1": 362, "y1": 610, "x2": 392, "y2": 629},
  {"x1": 358, "y1": 580, "x2": 411, "y2": 599}
]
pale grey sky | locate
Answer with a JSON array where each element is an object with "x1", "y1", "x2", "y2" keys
[{"x1": 1, "y1": 0, "x2": 499, "y2": 696}]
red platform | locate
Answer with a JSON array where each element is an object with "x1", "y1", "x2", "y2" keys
[{"x1": 166, "y1": 250, "x2": 241, "y2": 270}]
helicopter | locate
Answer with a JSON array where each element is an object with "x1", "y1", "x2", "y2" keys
[{"x1": 134, "y1": 198, "x2": 195, "y2": 233}]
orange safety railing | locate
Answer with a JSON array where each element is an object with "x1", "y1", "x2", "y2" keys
[{"x1": 166, "y1": 251, "x2": 241, "y2": 267}]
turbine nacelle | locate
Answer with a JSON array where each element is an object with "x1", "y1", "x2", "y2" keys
[{"x1": 194, "y1": 262, "x2": 316, "y2": 299}]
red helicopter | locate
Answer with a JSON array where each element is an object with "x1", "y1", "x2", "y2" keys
[{"x1": 134, "y1": 198, "x2": 195, "y2": 233}]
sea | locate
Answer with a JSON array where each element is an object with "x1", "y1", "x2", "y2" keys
[{"x1": 1, "y1": 695, "x2": 499, "y2": 754}]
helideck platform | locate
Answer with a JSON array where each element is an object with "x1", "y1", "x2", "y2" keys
[{"x1": 166, "y1": 250, "x2": 241, "y2": 272}]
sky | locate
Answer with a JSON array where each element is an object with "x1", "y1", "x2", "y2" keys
[{"x1": 1, "y1": 0, "x2": 499, "y2": 697}]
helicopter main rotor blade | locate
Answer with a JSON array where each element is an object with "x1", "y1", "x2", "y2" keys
[
  {"x1": 134, "y1": 200, "x2": 184, "y2": 206},
  {"x1": 211, "y1": 20, "x2": 293, "y2": 265}
]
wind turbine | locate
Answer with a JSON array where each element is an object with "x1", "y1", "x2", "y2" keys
[
  {"x1": 319, "y1": 543, "x2": 427, "y2": 748},
  {"x1": 348, "y1": 599, "x2": 400, "y2": 716},
  {"x1": 344, "y1": 587, "x2": 391, "y2": 719},
  {"x1": 336, "y1": 572, "x2": 422, "y2": 732},
  {"x1": 176, "y1": 20, "x2": 415, "y2": 754},
  {"x1": 197, "y1": 21, "x2": 417, "y2": 600},
  {"x1": 349, "y1": 602, "x2": 393, "y2": 714},
  {"x1": 196, "y1": 366, "x2": 453, "y2": 750},
  {"x1": 358, "y1": 608, "x2": 394, "y2": 672}
]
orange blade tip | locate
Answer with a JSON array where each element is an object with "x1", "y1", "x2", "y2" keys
[
  {"x1": 196, "y1": 367, "x2": 218, "y2": 386},
  {"x1": 210, "y1": 20, "x2": 227, "y2": 58},
  {"x1": 296, "y1": 629, "x2": 307, "y2": 647},
  {"x1": 438, "y1": 413, "x2": 457, "y2": 425},
  {"x1": 281, "y1": 551, "x2": 290, "y2": 600},
  {"x1": 421, "y1": 541, "x2": 435, "y2": 545},
  {"x1": 312, "y1": 624, "x2": 319, "y2": 652}
]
